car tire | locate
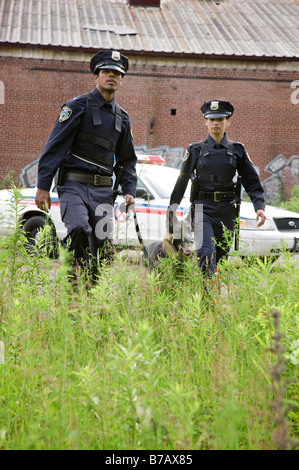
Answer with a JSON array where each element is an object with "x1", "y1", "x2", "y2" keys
[{"x1": 23, "y1": 215, "x2": 58, "y2": 258}]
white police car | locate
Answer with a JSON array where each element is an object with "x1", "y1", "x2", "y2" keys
[{"x1": 0, "y1": 155, "x2": 298, "y2": 258}]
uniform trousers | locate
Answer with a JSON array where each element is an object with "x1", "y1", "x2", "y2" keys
[
  {"x1": 58, "y1": 181, "x2": 114, "y2": 275},
  {"x1": 193, "y1": 201, "x2": 236, "y2": 276}
]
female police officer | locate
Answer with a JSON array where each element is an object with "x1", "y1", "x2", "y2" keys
[
  {"x1": 168, "y1": 100, "x2": 266, "y2": 277},
  {"x1": 35, "y1": 50, "x2": 137, "y2": 280}
]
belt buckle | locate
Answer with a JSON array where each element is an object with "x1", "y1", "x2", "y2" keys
[
  {"x1": 213, "y1": 191, "x2": 222, "y2": 202},
  {"x1": 93, "y1": 175, "x2": 102, "y2": 186}
]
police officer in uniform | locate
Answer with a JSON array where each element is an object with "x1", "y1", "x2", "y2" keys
[
  {"x1": 35, "y1": 50, "x2": 137, "y2": 280},
  {"x1": 168, "y1": 100, "x2": 266, "y2": 277}
]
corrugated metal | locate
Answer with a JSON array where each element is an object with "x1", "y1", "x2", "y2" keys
[{"x1": 0, "y1": 0, "x2": 299, "y2": 59}]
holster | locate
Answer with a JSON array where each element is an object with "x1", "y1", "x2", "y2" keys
[
  {"x1": 57, "y1": 158, "x2": 66, "y2": 186},
  {"x1": 190, "y1": 176, "x2": 198, "y2": 203}
]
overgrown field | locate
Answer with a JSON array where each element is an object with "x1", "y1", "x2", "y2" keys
[{"x1": 0, "y1": 196, "x2": 298, "y2": 450}]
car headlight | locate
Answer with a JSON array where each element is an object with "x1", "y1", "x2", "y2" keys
[{"x1": 240, "y1": 218, "x2": 276, "y2": 230}]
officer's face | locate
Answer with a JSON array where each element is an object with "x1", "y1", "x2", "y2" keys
[
  {"x1": 94, "y1": 69, "x2": 123, "y2": 94},
  {"x1": 205, "y1": 117, "x2": 229, "y2": 139}
]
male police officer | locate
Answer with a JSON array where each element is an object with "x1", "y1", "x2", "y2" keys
[
  {"x1": 168, "y1": 100, "x2": 266, "y2": 277},
  {"x1": 35, "y1": 50, "x2": 137, "y2": 280}
]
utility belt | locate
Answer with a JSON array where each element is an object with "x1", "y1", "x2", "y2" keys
[
  {"x1": 196, "y1": 190, "x2": 236, "y2": 203},
  {"x1": 63, "y1": 171, "x2": 113, "y2": 187}
]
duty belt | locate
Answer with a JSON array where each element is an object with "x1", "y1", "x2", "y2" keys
[
  {"x1": 197, "y1": 190, "x2": 236, "y2": 203},
  {"x1": 63, "y1": 171, "x2": 113, "y2": 187}
]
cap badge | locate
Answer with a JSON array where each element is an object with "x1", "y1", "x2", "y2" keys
[
  {"x1": 112, "y1": 51, "x2": 121, "y2": 61},
  {"x1": 210, "y1": 101, "x2": 219, "y2": 111}
]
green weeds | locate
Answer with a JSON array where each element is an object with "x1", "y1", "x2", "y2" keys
[{"x1": 0, "y1": 195, "x2": 298, "y2": 449}]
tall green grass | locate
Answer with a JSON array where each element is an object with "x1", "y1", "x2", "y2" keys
[{"x1": 0, "y1": 188, "x2": 298, "y2": 450}]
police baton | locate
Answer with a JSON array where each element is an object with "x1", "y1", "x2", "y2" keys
[
  {"x1": 113, "y1": 166, "x2": 123, "y2": 204},
  {"x1": 119, "y1": 201, "x2": 148, "y2": 258},
  {"x1": 231, "y1": 175, "x2": 242, "y2": 251}
]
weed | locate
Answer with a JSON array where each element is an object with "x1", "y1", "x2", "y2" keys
[{"x1": 0, "y1": 220, "x2": 298, "y2": 449}]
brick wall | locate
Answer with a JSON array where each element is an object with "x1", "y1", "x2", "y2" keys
[{"x1": 1, "y1": 54, "x2": 298, "y2": 196}]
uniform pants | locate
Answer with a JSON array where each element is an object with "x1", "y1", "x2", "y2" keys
[
  {"x1": 58, "y1": 181, "x2": 114, "y2": 276},
  {"x1": 194, "y1": 209, "x2": 235, "y2": 276}
]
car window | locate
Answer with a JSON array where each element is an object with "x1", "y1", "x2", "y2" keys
[
  {"x1": 141, "y1": 166, "x2": 191, "y2": 199},
  {"x1": 136, "y1": 177, "x2": 153, "y2": 200}
]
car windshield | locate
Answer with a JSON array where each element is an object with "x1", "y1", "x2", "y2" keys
[{"x1": 140, "y1": 165, "x2": 191, "y2": 199}]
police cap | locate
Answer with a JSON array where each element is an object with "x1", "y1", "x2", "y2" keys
[
  {"x1": 90, "y1": 50, "x2": 129, "y2": 75},
  {"x1": 201, "y1": 100, "x2": 234, "y2": 119}
]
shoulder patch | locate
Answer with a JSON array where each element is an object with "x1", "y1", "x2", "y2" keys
[
  {"x1": 59, "y1": 106, "x2": 72, "y2": 122},
  {"x1": 245, "y1": 150, "x2": 254, "y2": 164},
  {"x1": 181, "y1": 150, "x2": 190, "y2": 163}
]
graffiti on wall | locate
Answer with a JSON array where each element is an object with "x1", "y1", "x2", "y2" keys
[
  {"x1": 20, "y1": 158, "x2": 39, "y2": 187},
  {"x1": 262, "y1": 154, "x2": 299, "y2": 201},
  {"x1": 20, "y1": 147, "x2": 299, "y2": 205},
  {"x1": 19, "y1": 146, "x2": 186, "y2": 187}
]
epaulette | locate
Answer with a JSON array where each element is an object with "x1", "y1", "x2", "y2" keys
[
  {"x1": 231, "y1": 140, "x2": 245, "y2": 149},
  {"x1": 119, "y1": 105, "x2": 128, "y2": 115},
  {"x1": 188, "y1": 140, "x2": 206, "y2": 150},
  {"x1": 73, "y1": 94, "x2": 87, "y2": 101}
]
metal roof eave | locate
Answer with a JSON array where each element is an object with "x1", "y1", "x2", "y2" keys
[{"x1": 1, "y1": 42, "x2": 299, "y2": 63}]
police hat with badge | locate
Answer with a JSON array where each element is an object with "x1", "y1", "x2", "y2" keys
[
  {"x1": 201, "y1": 100, "x2": 234, "y2": 119},
  {"x1": 90, "y1": 50, "x2": 129, "y2": 76}
]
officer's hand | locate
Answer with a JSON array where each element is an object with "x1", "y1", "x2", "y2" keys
[
  {"x1": 125, "y1": 194, "x2": 135, "y2": 206},
  {"x1": 35, "y1": 188, "x2": 51, "y2": 211},
  {"x1": 256, "y1": 209, "x2": 266, "y2": 227}
]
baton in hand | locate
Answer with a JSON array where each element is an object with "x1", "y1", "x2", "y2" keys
[
  {"x1": 231, "y1": 175, "x2": 242, "y2": 251},
  {"x1": 113, "y1": 166, "x2": 123, "y2": 204},
  {"x1": 119, "y1": 201, "x2": 148, "y2": 258}
]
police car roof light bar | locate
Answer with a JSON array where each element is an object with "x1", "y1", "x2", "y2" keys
[{"x1": 136, "y1": 155, "x2": 165, "y2": 165}]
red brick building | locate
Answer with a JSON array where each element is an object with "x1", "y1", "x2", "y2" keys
[{"x1": 1, "y1": 0, "x2": 299, "y2": 198}]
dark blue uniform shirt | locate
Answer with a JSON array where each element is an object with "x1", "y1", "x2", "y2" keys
[
  {"x1": 170, "y1": 133, "x2": 265, "y2": 213},
  {"x1": 37, "y1": 88, "x2": 137, "y2": 196}
]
